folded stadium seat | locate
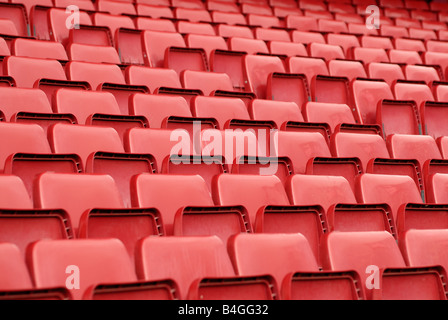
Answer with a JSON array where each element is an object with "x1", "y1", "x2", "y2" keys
[
  {"x1": 367, "y1": 62, "x2": 405, "y2": 87},
  {"x1": 274, "y1": 131, "x2": 331, "y2": 174},
  {"x1": 66, "y1": 61, "x2": 125, "y2": 91},
  {"x1": 136, "y1": 236, "x2": 278, "y2": 300},
  {"x1": 426, "y1": 40, "x2": 448, "y2": 53},
  {"x1": 389, "y1": 49, "x2": 423, "y2": 65},
  {"x1": 383, "y1": 8, "x2": 409, "y2": 19},
  {"x1": 422, "y1": 21, "x2": 447, "y2": 31},
  {"x1": 28, "y1": 239, "x2": 178, "y2": 300},
  {"x1": 135, "y1": 4, "x2": 174, "y2": 18},
  {"x1": 334, "y1": 12, "x2": 364, "y2": 24},
  {"x1": 299, "y1": 0, "x2": 327, "y2": 11},
  {"x1": 142, "y1": 30, "x2": 208, "y2": 74},
  {"x1": 405, "y1": 65, "x2": 440, "y2": 84},
  {"x1": 331, "y1": 132, "x2": 390, "y2": 172},
  {"x1": 352, "y1": 79, "x2": 394, "y2": 124},
  {"x1": 286, "y1": 16, "x2": 318, "y2": 31},
  {"x1": 265, "y1": 72, "x2": 311, "y2": 111},
  {"x1": 0, "y1": 242, "x2": 73, "y2": 300},
  {"x1": 432, "y1": 83, "x2": 448, "y2": 103},
  {"x1": 405, "y1": 0, "x2": 429, "y2": 10},
  {"x1": 172, "y1": 0, "x2": 205, "y2": 9},
  {"x1": 208, "y1": 1, "x2": 240, "y2": 14},
  {"x1": 303, "y1": 10, "x2": 334, "y2": 20},
  {"x1": 247, "y1": 14, "x2": 281, "y2": 28},
  {"x1": 356, "y1": 173, "x2": 424, "y2": 223},
  {"x1": 308, "y1": 43, "x2": 345, "y2": 62},
  {"x1": 393, "y1": 80, "x2": 435, "y2": 107},
  {"x1": 3, "y1": 56, "x2": 66, "y2": 89},
  {"x1": 67, "y1": 43, "x2": 121, "y2": 64},
  {"x1": 0, "y1": 3, "x2": 32, "y2": 37},
  {"x1": 328, "y1": 2, "x2": 356, "y2": 13},
  {"x1": 411, "y1": 9, "x2": 438, "y2": 21},
  {"x1": 270, "y1": 0, "x2": 298, "y2": 8},
  {"x1": 45, "y1": 8, "x2": 93, "y2": 44},
  {"x1": 11, "y1": 38, "x2": 68, "y2": 61},
  {"x1": 174, "y1": 7, "x2": 212, "y2": 23},
  {"x1": 228, "y1": 233, "x2": 364, "y2": 300},
  {"x1": 394, "y1": 18, "x2": 421, "y2": 29},
  {"x1": 425, "y1": 173, "x2": 448, "y2": 204},
  {"x1": 54, "y1": 0, "x2": 95, "y2": 10},
  {"x1": 268, "y1": 41, "x2": 308, "y2": 57},
  {"x1": 360, "y1": 36, "x2": 394, "y2": 50},
  {"x1": 347, "y1": 22, "x2": 378, "y2": 36},
  {"x1": 291, "y1": 31, "x2": 325, "y2": 45},
  {"x1": 249, "y1": 99, "x2": 304, "y2": 129},
  {"x1": 326, "y1": 34, "x2": 360, "y2": 57},
  {"x1": 131, "y1": 174, "x2": 251, "y2": 242},
  {"x1": 244, "y1": 55, "x2": 286, "y2": 99},
  {"x1": 394, "y1": 38, "x2": 426, "y2": 52},
  {"x1": 349, "y1": 47, "x2": 390, "y2": 65},
  {"x1": 185, "y1": 34, "x2": 228, "y2": 62},
  {"x1": 217, "y1": 25, "x2": 254, "y2": 39},
  {"x1": 135, "y1": 18, "x2": 176, "y2": 33},
  {"x1": 321, "y1": 231, "x2": 447, "y2": 300},
  {"x1": 0, "y1": 37, "x2": 10, "y2": 57},
  {"x1": 423, "y1": 52, "x2": 448, "y2": 80},
  {"x1": 92, "y1": 12, "x2": 135, "y2": 42},
  {"x1": 96, "y1": 0, "x2": 137, "y2": 15},
  {"x1": 399, "y1": 229, "x2": 448, "y2": 282},
  {"x1": 304, "y1": 102, "x2": 357, "y2": 132},
  {"x1": 310, "y1": 74, "x2": 351, "y2": 109},
  {"x1": 380, "y1": 25, "x2": 410, "y2": 39},
  {"x1": 377, "y1": 100, "x2": 422, "y2": 137},
  {"x1": 287, "y1": 56, "x2": 329, "y2": 88},
  {"x1": 317, "y1": 19, "x2": 348, "y2": 34},
  {"x1": 254, "y1": 28, "x2": 291, "y2": 42},
  {"x1": 176, "y1": 21, "x2": 216, "y2": 36},
  {"x1": 228, "y1": 37, "x2": 269, "y2": 55},
  {"x1": 409, "y1": 28, "x2": 437, "y2": 41},
  {"x1": 181, "y1": 70, "x2": 234, "y2": 96},
  {"x1": 212, "y1": 11, "x2": 247, "y2": 26},
  {"x1": 241, "y1": 3, "x2": 273, "y2": 15},
  {"x1": 328, "y1": 60, "x2": 367, "y2": 82},
  {"x1": 387, "y1": 134, "x2": 442, "y2": 172},
  {"x1": 125, "y1": 66, "x2": 180, "y2": 93}
]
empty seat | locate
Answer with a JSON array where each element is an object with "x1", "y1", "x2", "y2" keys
[
  {"x1": 0, "y1": 18, "x2": 19, "y2": 37},
  {"x1": 136, "y1": 3, "x2": 173, "y2": 18},
  {"x1": 247, "y1": 14, "x2": 281, "y2": 28},
  {"x1": 421, "y1": 101, "x2": 448, "y2": 139},
  {"x1": 405, "y1": 65, "x2": 440, "y2": 84},
  {"x1": 93, "y1": 12, "x2": 134, "y2": 40},
  {"x1": 212, "y1": 11, "x2": 247, "y2": 26},
  {"x1": 318, "y1": 19, "x2": 348, "y2": 33},
  {"x1": 217, "y1": 25, "x2": 254, "y2": 39},
  {"x1": 331, "y1": 132, "x2": 390, "y2": 171},
  {"x1": 380, "y1": 25, "x2": 409, "y2": 38},
  {"x1": 394, "y1": 81, "x2": 434, "y2": 107},
  {"x1": 274, "y1": 131, "x2": 331, "y2": 174},
  {"x1": 355, "y1": 173, "x2": 423, "y2": 221},
  {"x1": 244, "y1": 55, "x2": 286, "y2": 99},
  {"x1": 327, "y1": 34, "x2": 360, "y2": 57},
  {"x1": 291, "y1": 31, "x2": 325, "y2": 44},
  {"x1": 367, "y1": 63, "x2": 405, "y2": 87},
  {"x1": 361, "y1": 36, "x2": 394, "y2": 50},
  {"x1": 176, "y1": 21, "x2": 215, "y2": 36},
  {"x1": 254, "y1": 28, "x2": 290, "y2": 42},
  {"x1": 0, "y1": 243, "x2": 34, "y2": 291},
  {"x1": 241, "y1": 3, "x2": 273, "y2": 15},
  {"x1": 49, "y1": 124, "x2": 124, "y2": 170},
  {"x1": 67, "y1": 43, "x2": 121, "y2": 64},
  {"x1": 389, "y1": 49, "x2": 423, "y2": 65},
  {"x1": 269, "y1": 41, "x2": 307, "y2": 57},
  {"x1": 228, "y1": 37, "x2": 269, "y2": 55},
  {"x1": 377, "y1": 100, "x2": 422, "y2": 136},
  {"x1": 46, "y1": 8, "x2": 92, "y2": 44},
  {"x1": 12, "y1": 38, "x2": 68, "y2": 61},
  {"x1": 304, "y1": 102, "x2": 356, "y2": 132},
  {"x1": 181, "y1": 71, "x2": 234, "y2": 97},
  {"x1": 288, "y1": 56, "x2": 329, "y2": 87},
  {"x1": 97, "y1": 0, "x2": 136, "y2": 15},
  {"x1": 286, "y1": 16, "x2": 318, "y2": 31},
  {"x1": 126, "y1": 66, "x2": 181, "y2": 92},
  {"x1": 409, "y1": 28, "x2": 437, "y2": 41},
  {"x1": 394, "y1": 38, "x2": 425, "y2": 52},
  {"x1": 352, "y1": 79, "x2": 394, "y2": 124},
  {"x1": 322, "y1": 231, "x2": 446, "y2": 300},
  {"x1": 67, "y1": 61, "x2": 126, "y2": 90},
  {"x1": 350, "y1": 48, "x2": 389, "y2": 64},
  {"x1": 4, "y1": 56, "x2": 66, "y2": 88},
  {"x1": 309, "y1": 43, "x2": 345, "y2": 61},
  {"x1": 185, "y1": 34, "x2": 227, "y2": 60},
  {"x1": 348, "y1": 23, "x2": 379, "y2": 36},
  {"x1": 135, "y1": 17, "x2": 176, "y2": 32},
  {"x1": 28, "y1": 239, "x2": 139, "y2": 300},
  {"x1": 394, "y1": 18, "x2": 421, "y2": 29},
  {"x1": 425, "y1": 173, "x2": 448, "y2": 204},
  {"x1": 328, "y1": 60, "x2": 366, "y2": 82},
  {"x1": 249, "y1": 99, "x2": 303, "y2": 129},
  {"x1": 174, "y1": 7, "x2": 212, "y2": 22},
  {"x1": 142, "y1": 30, "x2": 186, "y2": 68},
  {"x1": 172, "y1": 0, "x2": 205, "y2": 9}
]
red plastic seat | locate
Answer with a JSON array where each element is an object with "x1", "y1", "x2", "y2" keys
[
  {"x1": 67, "y1": 61, "x2": 125, "y2": 90},
  {"x1": 421, "y1": 101, "x2": 448, "y2": 139},
  {"x1": 126, "y1": 66, "x2": 181, "y2": 92},
  {"x1": 425, "y1": 173, "x2": 448, "y2": 204},
  {"x1": 44, "y1": 8, "x2": 92, "y2": 44},
  {"x1": 309, "y1": 43, "x2": 345, "y2": 61},
  {"x1": 393, "y1": 81, "x2": 434, "y2": 107},
  {"x1": 0, "y1": 243, "x2": 34, "y2": 291},
  {"x1": 208, "y1": 1, "x2": 240, "y2": 14},
  {"x1": 322, "y1": 231, "x2": 446, "y2": 300},
  {"x1": 254, "y1": 28, "x2": 290, "y2": 42},
  {"x1": 405, "y1": 65, "x2": 440, "y2": 84},
  {"x1": 247, "y1": 14, "x2": 281, "y2": 28},
  {"x1": 176, "y1": 21, "x2": 216, "y2": 36},
  {"x1": 360, "y1": 36, "x2": 394, "y2": 50},
  {"x1": 291, "y1": 31, "x2": 325, "y2": 44},
  {"x1": 217, "y1": 25, "x2": 254, "y2": 39},
  {"x1": 409, "y1": 28, "x2": 437, "y2": 41},
  {"x1": 328, "y1": 60, "x2": 366, "y2": 82},
  {"x1": 327, "y1": 34, "x2": 360, "y2": 57},
  {"x1": 274, "y1": 131, "x2": 331, "y2": 174},
  {"x1": 367, "y1": 63, "x2": 405, "y2": 87},
  {"x1": 394, "y1": 18, "x2": 421, "y2": 29},
  {"x1": 67, "y1": 43, "x2": 121, "y2": 64},
  {"x1": 380, "y1": 25, "x2": 409, "y2": 38},
  {"x1": 185, "y1": 34, "x2": 227, "y2": 60},
  {"x1": 331, "y1": 132, "x2": 390, "y2": 171},
  {"x1": 244, "y1": 55, "x2": 286, "y2": 99},
  {"x1": 352, "y1": 79, "x2": 394, "y2": 124},
  {"x1": 288, "y1": 56, "x2": 329, "y2": 87},
  {"x1": 142, "y1": 30, "x2": 186, "y2": 68},
  {"x1": 97, "y1": 0, "x2": 136, "y2": 15},
  {"x1": 286, "y1": 16, "x2": 318, "y2": 31},
  {"x1": 355, "y1": 173, "x2": 423, "y2": 221},
  {"x1": 377, "y1": 100, "x2": 422, "y2": 136},
  {"x1": 249, "y1": 99, "x2": 303, "y2": 129},
  {"x1": 0, "y1": 3, "x2": 28, "y2": 37},
  {"x1": 228, "y1": 37, "x2": 269, "y2": 55},
  {"x1": 172, "y1": 0, "x2": 205, "y2": 9},
  {"x1": 4, "y1": 56, "x2": 66, "y2": 88},
  {"x1": 174, "y1": 7, "x2": 212, "y2": 22},
  {"x1": 93, "y1": 12, "x2": 134, "y2": 40},
  {"x1": 389, "y1": 49, "x2": 423, "y2": 65},
  {"x1": 241, "y1": 3, "x2": 273, "y2": 15},
  {"x1": 394, "y1": 38, "x2": 425, "y2": 52},
  {"x1": 181, "y1": 71, "x2": 233, "y2": 96},
  {"x1": 269, "y1": 41, "x2": 307, "y2": 57},
  {"x1": 350, "y1": 48, "x2": 389, "y2": 64},
  {"x1": 212, "y1": 11, "x2": 247, "y2": 25},
  {"x1": 347, "y1": 23, "x2": 378, "y2": 36},
  {"x1": 318, "y1": 19, "x2": 348, "y2": 33},
  {"x1": 135, "y1": 4, "x2": 173, "y2": 18},
  {"x1": 304, "y1": 102, "x2": 356, "y2": 132},
  {"x1": 135, "y1": 17, "x2": 176, "y2": 32},
  {"x1": 11, "y1": 38, "x2": 68, "y2": 61}
]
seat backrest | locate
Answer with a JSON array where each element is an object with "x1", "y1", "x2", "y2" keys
[
  {"x1": 367, "y1": 62, "x2": 405, "y2": 87},
  {"x1": 389, "y1": 49, "x2": 423, "y2": 65},
  {"x1": 0, "y1": 243, "x2": 33, "y2": 290},
  {"x1": 54, "y1": 89, "x2": 121, "y2": 125},
  {"x1": 309, "y1": 43, "x2": 345, "y2": 61},
  {"x1": 181, "y1": 70, "x2": 233, "y2": 96},
  {"x1": 126, "y1": 66, "x2": 181, "y2": 92},
  {"x1": 174, "y1": 7, "x2": 211, "y2": 22},
  {"x1": 361, "y1": 35, "x2": 394, "y2": 49},
  {"x1": 274, "y1": 131, "x2": 331, "y2": 174},
  {"x1": 228, "y1": 233, "x2": 319, "y2": 287},
  {"x1": 331, "y1": 132, "x2": 390, "y2": 172},
  {"x1": 131, "y1": 174, "x2": 214, "y2": 235},
  {"x1": 185, "y1": 34, "x2": 227, "y2": 59},
  {"x1": 352, "y1": 79, "x2": 394, "y2": 124},
  {"x1": 67, "y1": 61, "x2": 126, "y2": 90},
  {"x1": 287, "y1": 174, "x2": 357, "y2": 212},
  {"x1": 0, "y1": 123, "x2": 52, "y2": 172},
  {"x1": 49, "y1": 124, "x2": 124, "y2": 169},
  {"x1": 228, "y1": 37, "x2": 269, "y2": 55},
  {"x1": 304, "y1": 102, "x2": 356, "y2": 132},
  {"x1": 142, "y1": 30, "x2": 186, "y2": 68},
  {"x1": 136, "y1": 17, "x2": 176, "y2": 32},
  {"x1": 405, "y1": 65, "x2": 440, "y2": 85},
  {"x1": 129, "y1": 94, "x2": 191, "y2": 129},
  {"x1": 425, "y1": 173, "x2": 448, "y2": 203},
  {"x1": 355, "y1": 173, "x2": 423, "y2": 220},
  {"x1": 67, "y1": 43, "x2": 121, "y2": 64},
  {"x1": 269, "y1": 41, "x2": 307, "y2": 57},
  {"x1": 0, "y1": 87, "x2": 53, "y2": 121},
  {"x1": 254, "y1": 28, "x2": 291, "y2": 42},
  {"x1": 328, "y1": 60, "x2": 366, "y2": 82},
  {"x1": 49, "y1": 8, "x2": 92, "y2": 44},
  {"x1": 291, "y1": 31, "x2": 325, "y2": 44},
  {"x1": 249, "y1": 99, "x2": 303, "y2": 129},
  {"x1": 288, "y1": 56, "x2": 329, "y2": 87},
  {"x1": 4, "y1": 56, "x2": 66, "y2": 88},
  {"x1": 135, "y1": 236, "x2": 234, "y2": 299},
  {"x1": 176, "y1": 21, "x2": 216, "y2": 36},
  {"x1": 212, "y1": 174, "x2": 290, "y2": 225},
  {"x1": 244, "y1": 55, "x2": 286, "y2": 99},
  {"x1": 351, "y1": 47, "x2": 389, "y2": 64},
  {"x1": 93, "y1": 12, "x2": 135, "y2": 38},
  {"x1": 0, "y1": 175, "x2": 33, "y2": 209},
  {"x1": 12, "y1": 38, "x2": 68, "y2": 60},
  {"x1": 28, "y1": 239, "x2": 136, "y2": 300}
]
